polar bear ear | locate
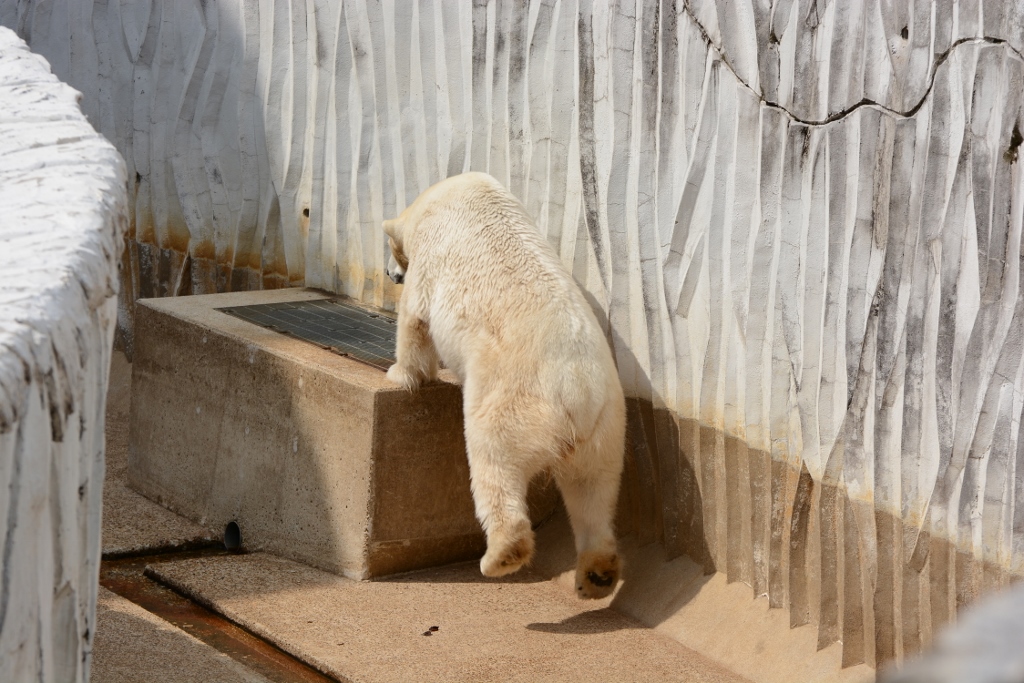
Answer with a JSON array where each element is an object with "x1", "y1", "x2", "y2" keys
[{"x1": 382, "y1": 218, "x2": 400, "y2": 238}]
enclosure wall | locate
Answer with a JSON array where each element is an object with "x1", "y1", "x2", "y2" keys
[
  {"x1": 5, "y1": 0, "x2": 1024, "y2": 668},
  {"x1": 0, "y1": 27, "x2": 127, "y2": 682}
]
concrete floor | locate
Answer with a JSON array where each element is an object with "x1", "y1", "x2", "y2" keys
[
  {"x1": 148, "y1": 552, "x2": 746, "y2": 683},
  {"x1": 94, "y1": 352, "x2": 262, "y2": 682},
  {"x1": 93, "y1": 351, "x2": 750, "y2": 682},
  {"x1": 91, "y1": 587, "x2": 271, "y2": 683}
]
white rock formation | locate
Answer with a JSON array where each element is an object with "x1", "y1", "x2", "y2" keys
[
  {"x1": 4, "y1": 0, "x2": 1023, "y2": 670},
  {"x1": 0, "y1": 27, "x2": 126, "y2": 683}
]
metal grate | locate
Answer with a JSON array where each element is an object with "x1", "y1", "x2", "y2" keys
[{"x1": 217, "y1": 298, "x2": 398, "y2": 371}]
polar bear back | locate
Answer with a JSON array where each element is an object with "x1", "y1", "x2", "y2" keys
[{"x1": 402, "y1": 173, "x2": 620, "y2": 441}]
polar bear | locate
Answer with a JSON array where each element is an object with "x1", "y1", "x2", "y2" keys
[{"x1": 382, "y1": 172, "x2": 626, "y2": 599}]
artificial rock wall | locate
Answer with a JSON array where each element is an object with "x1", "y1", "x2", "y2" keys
[
  {"x1": 5, "y1": 0, "x2": 1024, "y2": 670},
  {"x1": 0, "y1": 27, "x2": 127, "y2": 683}
]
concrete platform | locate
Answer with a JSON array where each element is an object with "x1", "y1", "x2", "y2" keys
[
  {"x1": 147, "y1": 551, "x2": 748, "y2": 683},
  {"x1": 104, "y1": 351, "x2": 216, "y2": 556},
  {"x1": 128, "y1": 289, "x2": 484, "y2": 579}
]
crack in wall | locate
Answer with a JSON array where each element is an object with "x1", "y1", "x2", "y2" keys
[{"x1": 681, "y1": 1, "x2": 1024, "y2": 127}]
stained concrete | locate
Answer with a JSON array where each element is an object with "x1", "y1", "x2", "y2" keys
[
  {"x1": 91, "y1": 587, "x2": 271, "y2": 683},
  {"x1": 147, "y1": 551, "x2": 749, "y2": 683},
  {"x1": 129, "y1": 289, "x2": 485, "y2": 579},
  {"x1": 104, "y1": 351, "x2": 216, "y2": 556}
]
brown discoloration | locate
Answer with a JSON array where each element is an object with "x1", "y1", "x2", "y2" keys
[
  {"x1": 557, "y1": 437, "x2": 576, "y2": 461},
  {"x1": 164, "y1": 229, "x2": 191, "y2": 255},
  {"x1": 189, "y1": 239, "x2": 216, "y2": 261},
  {"x1": 262, "y1": 272, "x2": 289, "y2": 290},
  {"x1": 119, "y1": 218, "x2": 289, "y2": 353},
  {"x1": 410, "y1": 317, "x2": 430, "y2": 343}
]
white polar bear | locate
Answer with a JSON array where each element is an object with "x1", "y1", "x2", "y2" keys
[{"x1": 383, "y1": 172, "x2": 626, "y2": 599}]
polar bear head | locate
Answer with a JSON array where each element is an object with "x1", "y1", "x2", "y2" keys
[
  {"x1": 382, "y1": 218, "x2": 408, "y2": 285},
  {"x1": 383, "y1": 173, "x2": 492, "y2": 285}
]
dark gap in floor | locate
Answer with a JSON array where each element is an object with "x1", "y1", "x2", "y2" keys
[{"x1": 101, "y1": 539, "x2": 223, "y2": 561}]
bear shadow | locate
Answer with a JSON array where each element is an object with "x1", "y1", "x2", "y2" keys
[{"x1": 526, "y1": 608, "x2": 639, "y2": 635}]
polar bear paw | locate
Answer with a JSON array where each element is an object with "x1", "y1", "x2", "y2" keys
[
  {"x1": 386, "y1": 363, "x2": 421, "y2": 390},
  {"x1": 575, "y1": 550, "x2": 620, "y2": 599},
  {"x1": 480, "y1": 522, "x2": 535, "y2": 578}
]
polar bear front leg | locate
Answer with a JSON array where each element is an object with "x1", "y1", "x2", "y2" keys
[
  {"x1": 465, "y1": 429, "x2": 536, "y2": 577},
  {"x1": 386, "y1": 314, "x2": 439, "y2": 390}
]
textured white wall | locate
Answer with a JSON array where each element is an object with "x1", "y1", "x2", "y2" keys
[
  {"x1": 5, "y1": 0, "x2": 1024, "y2": 670},
  {"x1": 0, "y1": 27, "x2": 126, "y2": 682}
]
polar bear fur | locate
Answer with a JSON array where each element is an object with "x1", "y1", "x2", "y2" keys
[{"x1": 382, "y1": 172, "x2": 626, "y2": 599}]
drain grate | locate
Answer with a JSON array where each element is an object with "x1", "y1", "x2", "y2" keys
[{"x1": 218, "y1": 298, "x2": 398, "y2": 371}]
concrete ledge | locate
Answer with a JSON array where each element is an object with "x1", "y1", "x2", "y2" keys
[{"x1": 128, "y1": 288, "x2": 484, "y2": 579}]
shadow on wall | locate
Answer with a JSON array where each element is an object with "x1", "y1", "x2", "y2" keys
[
  {"x1": 618, "y1": 397, "x2": 713, "y2": 576},
  {"x1": 603, "y1": 340, "x2": 1024, "y2": 679}
]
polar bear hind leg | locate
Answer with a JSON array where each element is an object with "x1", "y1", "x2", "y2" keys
[
  {"x1": 555, "y1": 437, "x2": 624, "y2": 599},
  {"x1": 464, "y1": 424, "x2": 549, "y2": 577}
]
